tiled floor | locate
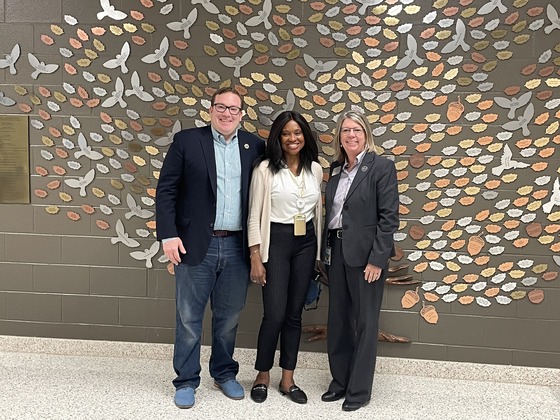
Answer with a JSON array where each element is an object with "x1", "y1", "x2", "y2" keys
[{"x1": 0, "y1": 336, "x2": 559, "y2": 420}]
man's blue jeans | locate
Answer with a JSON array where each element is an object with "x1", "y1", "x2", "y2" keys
[{"x1": 172, "y1": 235, "x2": 249, "y2": 390}]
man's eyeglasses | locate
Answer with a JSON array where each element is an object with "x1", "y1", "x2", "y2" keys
[
  {"x1": 213, "y1": 103, "x2": 242, "y2": 115},
  {"x1": 341, "y1": 127, "x2": 364, "y2": 136}
]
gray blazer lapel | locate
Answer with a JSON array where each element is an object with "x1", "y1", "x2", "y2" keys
[{"x1": 345, "y1": 153, "x2": 375, "y2": 201}]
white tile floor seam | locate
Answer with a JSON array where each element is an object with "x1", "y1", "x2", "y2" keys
[{"x1": 1, "y1": 337, "x2": 560, "y2": 420}]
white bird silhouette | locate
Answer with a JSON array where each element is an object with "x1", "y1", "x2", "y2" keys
[
  {"x1": 102, "y1": 77, "x2": 127, "y2": 108},
  {"x1": 27, "y1": 53, "x2": 59, "y2": 80},
  {"x1": 396, "y1": 34, "x2": 424, "y2": 70},
  {"x1": 97, "y1": 0, "x2": 127, "y2": 21},
  {"x1": 111, "y1": 219, "x2": 141, "y2": 247},
  {"x1": 441, "y1": 19, "x2": 471, "y2": 54},
  {"x1": 155, "y1": 120, "x2": 182, "y2": 147},
  {"x1": 192, "y1": 0, "x2": 220, "y2": 15},
  {"x1": 545, "y1": 4, "x2": 560, "y2": 34},
  {"x1": 271, "y1": 90, "x2": 296, "y2": 120},
  {"x1": 125, "y1": 71, "x2": 154, "y2": 102},
  {"x1": 303, "y1": 54, "x2": 338, "y2": 80},
  {"x1": 501, "y1": 103, "x2": 534, "y2": 136},
  {"x1": 141, "y1": 37, "x2": 169, "y2": 69},
  {"x1": 64, "y1": 169, "x2": 95, "y2": 197},
  {"x1": 130, "y1": 241, "x2": 160, "y2": 268},
  {"x1": 491, "y1": 144, "x2": 529, "y2": 176},
  {"x1": 0, "y1": 44, "x2": 20, "y2": 75},
  {"x1": 494, "y1": 92, "x2": 532, "y2": 119},
  {"x1": 543, "y1": 178, "x2": 560, "y2": 214},
  {"x1": 0, "y1": 91, "x2": 16, "y2": 107},
  {"x1": 219, "y1": 50, "x2": 253, "y2": 78},
  {"x1": 74, "y1": 133, "x2": 104, "y2": 161},
  {"x1": 355, "y1": 0, "x2": 384, "y2": 15},
  {"x1": 125, "y1": 193, "x2": 154, "y2": 220},
  {"x1": 103, "y1": 42, "x2": 130, "y2": 73},
  {"x1": 477, "y1": 0, "x2": 507, "y2": 15},
  {"x1": 166, "y1": 8, "x2": 198, "y2": 39},
  {"x1": 245, "y1": 0, "x2": 272, "y2": 30}
]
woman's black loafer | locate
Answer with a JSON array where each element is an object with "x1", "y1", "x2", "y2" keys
[
  {"x1": 250, "y1": 384, "x2": 268, "y2": 403},
  {"x1": 279, "y1": 383, "x2": 307, "y2": 404}
]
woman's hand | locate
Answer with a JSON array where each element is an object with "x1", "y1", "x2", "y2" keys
[
  {"x1": 364, "y1": 263, "x2": 382, "y2": 283},
  {"x1": 250, "y1": 259, "x2": 266, "y2": 286}
]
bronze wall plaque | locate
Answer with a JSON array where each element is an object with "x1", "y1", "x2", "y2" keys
[{"x1": 0, "y1": 115, "x2": 30, "y2": 204}]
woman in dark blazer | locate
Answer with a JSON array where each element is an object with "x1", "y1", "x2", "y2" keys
[{"x1": 320, "y1": 111, "x2": 399, "y2": 412}]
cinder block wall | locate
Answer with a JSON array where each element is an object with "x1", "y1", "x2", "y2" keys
[{"x1": 0, "y1": 0, "x2": 559, "y2": 368}]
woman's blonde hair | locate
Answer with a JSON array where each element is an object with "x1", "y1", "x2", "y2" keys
[{"x1": 333, "y1": 111, "x2": 376, "y2": 164}]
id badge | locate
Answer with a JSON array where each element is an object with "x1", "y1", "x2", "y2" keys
[
  {"x1": 294, "y1": 214, "x2": 306, "y2": 236},
  {"x1": 324, "y1": 245, "x2": 332, "y2": 265}
]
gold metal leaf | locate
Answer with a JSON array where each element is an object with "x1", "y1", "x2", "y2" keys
[
  {"x1": 270, "y1": 94, "x2": 284, "y2": 105},
  {"x1": 145, "y1": 146, "x2": 159, "y2": 156},
  {"x1": 14, "y1": 85, "x2": 28, "y2": 95},
  {"x1": 300, "y1": 99, "x2": 313, "y2": 110},
  {"x1": 166, "y1": 106, "x2": 180, "y2": 116},
  {"x1": 62, "y1": 125, "x2": 75, "y2": 136},
  {"x1": 332, "y1": 103, "x2": 346, "y2": 113},
  {"x1": 286, "y1": 50, "x2": 300, "y2": 60},
  {"x1": 114, "y1": 119, "x2": 127, "y2": 130},
  {"x1": 111, "y1": 179, "x2": 124, "y2": 190},
  {"x1": 308, "y1": 13, "x2": 323, "y2": 24},
  {"x1": 497, "y1": 51, "x2": 513, "y2": 60},
  {"x1": 255, "y1": 43, "x2": 269, "y2": 54},
  {"x1": 59, "y1": 192, "x2": 73, "y2": 202},
  {"x1": 41, "y1": 136, "x2": 54, "y2": 147},
  {"x1": 108, "y1": 134, "x2": 122, "y2": 144},
  {"x1": 84, "y1": 49, "x2": 98, "y2": 60},
  {"x1": 203, "y1": 45, "x2": 217, "y2": 56},
  {"x1": 384, "y1": 16, "x2": 400, "y2": 26},
  {"x1": 435, "y1": 30, "x2": 451, "y2": 40},
  {"x1": 45, "y1": 206, "x2": 60, "y2": 214},
  {"x1": 50, "y1": 25, "x2": 64, "y2": 35},
  {"x1": 411, "y1": 66, "x2": 428, "y2": 77},
  {"x1": 101, "y1": 147, "x2": 114, "y2": 157},
  {"x1": 133, "y1": 156, "x2": 146, "y2": 167},
  {"x1": 278, "y1": 28, "x2": 290, "y2": 41},
  {"x1": 109, "y1": 25, "x2": 123, "y2": 36},
  {"x1": 141, "y1": 23, "x2": 156, "y2": 33},
  {"x1": 182, "y1": 97, "x2": 197, "y2": 106},
  {"x1": 514, "y1": 34, "x2": 530, "y2": 45},
  {"x1": 175, "y1": 84, "x2": 188, "y2": 94},
  {"x1": 54, "y1": 91, "x2": 67, "y2": 102},
  {"x1": 191, "y1": 85, "x2": 203, "y2": 97},
  {"x1": 461, "y1": 7, "x2": 476, "y2": 18},
  {"x1": 482, "y1": 61, "x2": 498, "y2": 72},
  {"x1": 352, "y1": 51, "x2": 365, "y2": 65},
  {"x1": 293, "y1": 88, "x2": 307, "y2": 98},
  {"x1": 93, "y1": 39, "x2": 105, "y2": 52},
  {"x1": 269, "y1": 73, "x2": 283, "y2": 84},
  {"x1": 185, "y1": 58, "x2": 195, "y2": 72},
  {"x1": 373, "y1": 80, "x2": 388, "y2": 90},
  {"x1": 372, "y1": 5, "x2": 387, "y2": 14},
  {"x1": 334, "y1": 47, "x2": 349, "y2": 57},
  {"x1": 77, "y1": 58, "x2": 91, "y2": 67},
  {"x1": 98, "y1": 73, "x2": 111, "y2": 83},
  {"x1": 123, "y1": 23, "x2": 138, "y2": 33}
]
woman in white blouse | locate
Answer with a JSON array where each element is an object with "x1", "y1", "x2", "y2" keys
[{"x1": 247, "y1": 111, "x2": 323, "y2": 404}]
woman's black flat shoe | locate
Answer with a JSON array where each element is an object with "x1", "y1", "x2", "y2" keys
[
  {"x1": 279, "y1": 383, "x2": 307, "y2": 404},
  {"x1": 250, "y1": 384, "x2": 268, "y2": 403}
]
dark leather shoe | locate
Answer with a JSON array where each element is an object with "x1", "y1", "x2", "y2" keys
[
  {"x1": 279, "y1": 383, "x2": 307, "y2": 404},
  {"x1": 321, "y1": 391, "x2": 345, "y2": 402},
  {"x1": 342, "y1": 399, "x2": 369, "y2": 411},
  {"x1": 250, "y1": 384, "x2": 267, "y2": 403}
]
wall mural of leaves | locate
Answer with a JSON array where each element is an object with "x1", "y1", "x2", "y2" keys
[{"x1": 1, "y1": 0, "x2": 559, "y2": 328}]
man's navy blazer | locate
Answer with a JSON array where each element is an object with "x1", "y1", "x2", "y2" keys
[{"x1": 156, "y1": 125, "x2": 265, "y2": 265}]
